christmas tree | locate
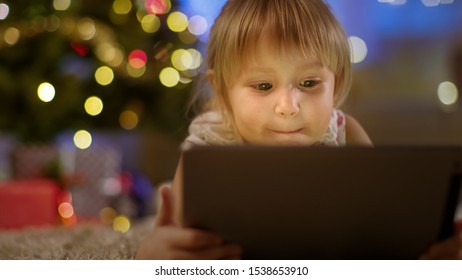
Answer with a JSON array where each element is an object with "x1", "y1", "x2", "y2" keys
[{"x1": 0, "y1": 0, "x2": 205, "y2": 143}]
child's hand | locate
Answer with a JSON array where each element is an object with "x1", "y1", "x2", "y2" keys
[
  {"x1": 136, "y1": 185, "x2": 242, "y2": 260},
  {"x1": 420, "y1": 223, "x2": 462, "y2": 260}
]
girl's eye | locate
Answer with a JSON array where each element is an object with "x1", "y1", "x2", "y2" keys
[
  {"x1": 300, "y1": 80, "x2": 320, "y2": 89},
  {"x1": 252, "y1": 83, "x2": 273, "y2": 91}
]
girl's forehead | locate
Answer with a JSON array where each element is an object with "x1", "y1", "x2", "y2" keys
[{"x1": 240, "y1": 39, "x2": 320, "y2": 68}]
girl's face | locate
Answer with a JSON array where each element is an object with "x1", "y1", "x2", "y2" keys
[{"x1": 227, "y1": 43, "x2": 335, "y2": 145}]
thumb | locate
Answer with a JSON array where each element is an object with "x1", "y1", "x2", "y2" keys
[{"x1": 155, "y1": 184, "x2": 175, "y2": 226}]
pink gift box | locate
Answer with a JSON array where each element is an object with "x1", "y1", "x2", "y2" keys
[{"x1": 0, "y1": 179, "x2": 62, "y2": 229}]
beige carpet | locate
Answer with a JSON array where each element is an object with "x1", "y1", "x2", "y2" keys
[{"x1": 0, "y1": 217, "x2": 154, "y2": 260}]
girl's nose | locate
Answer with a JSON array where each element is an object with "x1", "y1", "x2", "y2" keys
[{"x1": 274, "y1": 88, "x2": 300, "y2": 117}]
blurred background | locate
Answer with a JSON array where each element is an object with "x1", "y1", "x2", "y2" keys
[{"x1": 0, "y1": 0, "x2": 461, "y2": 227}]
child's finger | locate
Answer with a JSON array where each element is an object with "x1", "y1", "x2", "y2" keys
[{"x1": 155, "y1": 185, "x2": 175, "y2": 227}]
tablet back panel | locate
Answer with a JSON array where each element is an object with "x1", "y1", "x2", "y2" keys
[{"x1": 182, "y1": 146, "x2": 461, "y2": 259}]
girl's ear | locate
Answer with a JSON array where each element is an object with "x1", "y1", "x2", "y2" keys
[{"x1": 207, "y1": 69, "x2": 215, "y2": 89}]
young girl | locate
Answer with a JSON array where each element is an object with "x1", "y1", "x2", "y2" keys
[{"x1": 136, "y1": 0, "x2": 462, "y2": 259}]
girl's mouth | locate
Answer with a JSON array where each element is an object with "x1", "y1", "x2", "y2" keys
[{"x1": 270, "y1": 128, "x2": 304, "y2": 134}]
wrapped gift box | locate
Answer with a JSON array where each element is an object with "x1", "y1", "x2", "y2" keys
[
  {"x1": 0, "y1": 179, "x2": 62, "y2": 229},
  {"x1": 68, "y1": 148, "x2": 121, "y2": 217},
  {"x1": 12, "y1": 144, "x2": 59, "y2": 179}
]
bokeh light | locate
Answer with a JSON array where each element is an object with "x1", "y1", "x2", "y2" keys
[
  {"x1": 61, "y1": 214, "x2": 77, "y2": 226},
  {"x1": 71, "y1": 43, "x2": 89, "y2": 57},
  {"x1": 167, "y1": 11, "x2": 188, "y2": 33},
  {"x1": 128, "y1": 49, "x2": 147, "y2": 69},
  {"x1": 145, "y1": 0, "x2": 171, "y2": 15},
  {"x1": 171, "y1": 49, "x2": 193, "y2": 71},
  {"x1": 119, "y1": 110, "x2": 139, "y2": 130},
  {"x1": 99, "y1": 207, "x2": 118, "y2": 225},
  {"x1": 188, "y1": 15, "x2": 208, "y2": 36},
  {"x1": 381, "y1": 0, "x2": 406, "y2": 5},
  {"x1": 45, "y1": 15, "x2": 61, "y2": 32},
  {"x1": 178, "y1": 30, "x2": 197, "y2": 45},
  {"x1": 141, "y1": 14, "x2": 161, "y2": 33},
  {"x1": 108, "y1": 49, "x2": 124, "y2": 67},
  {"x1": 113, "y1": 215, "x2": 131, "y2": 233},
  {"x1": 96, "y1": 43, "x2": 116, "y2": 63},
  {"x1": 4, "y1": 27, "x2": 20, "y2": 45},
  {"x1": 95, "y1": 44, "x2": 124, "y2": 68},
  {"x1": 73, "y1": 130, "x2": 92, "y2": 149},
  {"x1": 0, "y1": 3, "x2": 9, "y2": 20},
  {"x1": 53, "y1": 0, "x2": 71, "y2": 11},
  {"x1": 378, "y1": 0, "x2": 407, "y2": 5},
  {"x1": 159, "y1": 67, "x2": 180, "y2": 87},
  {"x1": 102, "y1": 177, "x2": 122, "y2": 196},
  {"x1": 136, "y1": 9, "x2": 145, "y2": 22},
  {"x1": 126, "y1": 64, "x2": 146, "y2": 78},
  {"x1": 58, "y1": 202, "x2": 74, "y2": 219},
  {"x1": 348, "y1": 36, "x2": 368, "y2": 64},
  {"x1": 77, "y1": 18, "x2": 96, "y2": 40},
  {"x1": 113, "y1": 0, "x2": 132, "y2": 14},
  {"x1": 153, "y1": 42, "x2": 173, "y2": 61},
  {"x1": 37, "y1": 82, "x2": 56, "y2": 102},
  {"x1": 421, "y1": 0, "x2": 440, "y2": 7},
  {"x1": 179, "y1": 76, "x2": 193, "y2": 85},
  {"x1": 95, "y1": 66, "x2": 115, "y2": 86},
  {"x1": 187, "y1": 48, "x2": 203, "y2": 69},
  {"x1": 59, "y1": 17, "x2": 76, "y2": 35},
  {"x1": 437, "y1": 81, "x2": 459, "y2": 106},
  {"x1": 84, "y1": 96, "x2": 104, "y2": 116}
]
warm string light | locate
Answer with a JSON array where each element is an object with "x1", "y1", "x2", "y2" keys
[
  {"x1": 438, "y1": 81, "x2": 459, "y2": 106},
  {"x1": 128, "y1": 49, "x2": 147, "y2": 69},
  {"x1": 37, "y1": 83, "x2": 56, "y2": 103},
  {"x1": 145, "y1": 0, "x2": 171, "y2": 15},
  {"x1": 4, "y1": 27, "x2": 20, "y2": 45},
  {"x1": 113, "y1": 0, "x2": 133, "y2": 15},
  {"x1": 167, "y1": 11, "x2": 188, "y2": 32},
  {"x1": 84, "y1": 96, "x2": 104, "y2": 116},
  {"x1": 73, "y1": 130, "x2": 92, "y2": 149},
  {"x1": 140, "y1": 14, "x2": 161, "y2": 33},
  {"x1": 119, "y1": 110, "x2": 139, "y2": 130},
  {"x1": 95, "y1": 66, "x2": 115, "y2": 86},
  {"x1": 99, "y1": 207, "x2": 132, "y2": 234},
  {"x1": 56, "y1": 184, "x2": 77, "y2": 227},
  {"x1": 113, "y1": 215, "x2": 131, "y2": 233},
  {"x1": 53, "y1": 0, "x2": 71, "y2": 11}
]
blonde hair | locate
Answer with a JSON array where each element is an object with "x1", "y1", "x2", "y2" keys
[{"x1": 192, "y1": 0, "x2": 351, "y2": 122}]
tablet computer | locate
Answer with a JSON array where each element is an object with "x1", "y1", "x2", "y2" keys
[{"x1": 182, "y1": 146, "x2": 461, "y2": 259}]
